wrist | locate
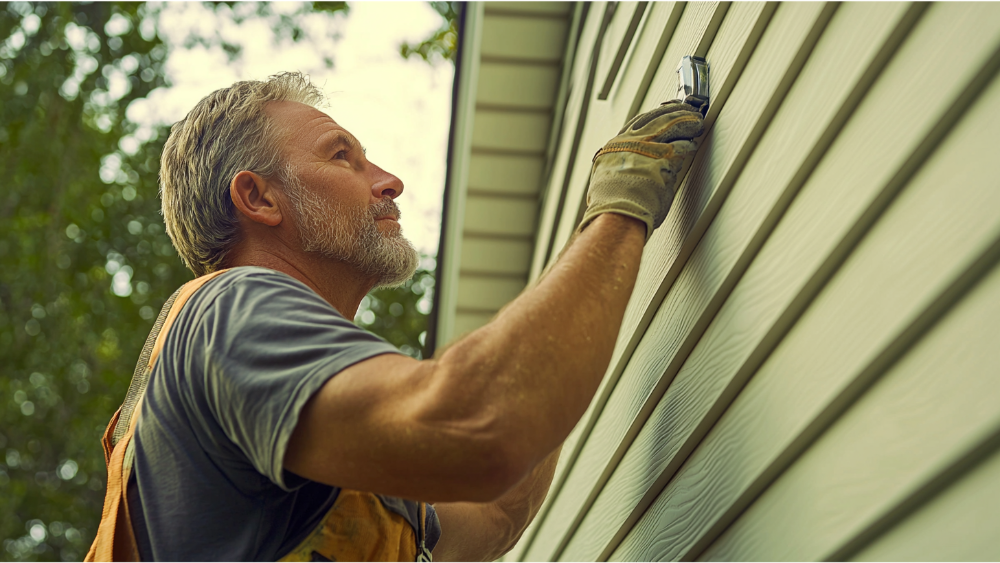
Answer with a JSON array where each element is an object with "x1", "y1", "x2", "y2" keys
[{"x1": 583, "y1": 211, "x2": 648, "y2": 242}]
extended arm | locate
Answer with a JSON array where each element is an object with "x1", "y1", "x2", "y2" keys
[
  {"x1": 286, "y1": 213, "x2": 644, "y2": 501},
  {"x1": 431, "y1": 446, "x2": 561, "y2": 561},
  {"x1": 284, "y1": 101, "x2": 705, "y2": 505}
]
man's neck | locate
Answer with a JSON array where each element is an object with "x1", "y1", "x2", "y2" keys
[{"x1": 225, "y1": 244, "x2": 375, "y2": 320}]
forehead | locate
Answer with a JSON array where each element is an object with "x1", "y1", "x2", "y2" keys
[{"x1": 264, "y1": 100, "x2": 353, "y2": 155}]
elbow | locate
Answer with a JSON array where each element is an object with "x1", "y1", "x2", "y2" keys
[
  {"x1": 420, "y1": 362, "x2": 538, "y2": 503},
  {"x1": 451, "y1": 425, "x2": 534, "y2": 503},
  {"x1": 431, "y1": 408, "x2": 535, "y2": 502},
  {"x1": 482, "y1": 441, "x2": 535, "y2": 502}
]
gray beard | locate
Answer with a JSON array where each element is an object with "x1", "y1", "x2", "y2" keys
[{"x1": 283, "y1": 170, "x2": 419, "y2": 289}]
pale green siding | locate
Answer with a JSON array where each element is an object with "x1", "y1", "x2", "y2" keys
[
  {"x1": 443, "y1": 2, "x2": 1000, "y2": 560},
  {"x1": 436, "y1": 2, "x2": 574, "y2": 345}
]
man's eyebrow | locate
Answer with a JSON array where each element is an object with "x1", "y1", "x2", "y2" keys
[{"x1": 320, "y1": 130, "x2": 362, "y2": 153}]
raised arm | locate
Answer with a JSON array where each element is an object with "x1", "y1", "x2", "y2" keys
[
  {"x1": 285, "y1": 213, "x2": 643, "y2": 501},
  {"x1": 284, "y1": 101, "x2": 705, "y2": 506}
]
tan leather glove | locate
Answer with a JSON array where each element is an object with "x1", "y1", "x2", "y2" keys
[{"x1": 578, "y1": 100, "x2": 705, "y2": 241}]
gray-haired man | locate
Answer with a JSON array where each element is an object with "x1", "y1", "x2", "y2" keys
[{"x1": 92, "y1": 71, "x2": 704, "y2": 561}]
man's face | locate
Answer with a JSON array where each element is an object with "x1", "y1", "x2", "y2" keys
[{"x1": 267, "y1": 101, "x2": 418, "y2": 288}]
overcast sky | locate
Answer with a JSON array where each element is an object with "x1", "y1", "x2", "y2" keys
[{"x1": 125, "y1": 2, "x2": 454, "y2": 255}]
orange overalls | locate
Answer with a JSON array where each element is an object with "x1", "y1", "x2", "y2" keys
[{"x1": 86, "y1": 270, "x2": 433, "y2": 562}]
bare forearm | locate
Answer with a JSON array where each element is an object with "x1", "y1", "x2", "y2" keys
[
  {"x1": 431, "y1": 214, "x2": 644, "y2": 470},
  {"x1": 492, "y1": 445, "x2": 561, "y2": 548},
  {"x1": 433, "y1": 447, "x2": 561, "y2": 561}
]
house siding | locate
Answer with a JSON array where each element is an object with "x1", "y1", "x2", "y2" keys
[
  {"x1": 436, "y1": 2, "x2": 574, "y2": 345},
  {"x1": 475, "y1": 1, "x2": 1000, "y2": 561}
]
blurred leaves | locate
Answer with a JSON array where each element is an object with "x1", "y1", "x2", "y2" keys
[
  {"x1": 1, "y1": 3, "x2": 182, "y2": 559},
  {"x1": 399, "y1": 1, "x2": 459, "y2": 64},
  {"x1": 356, "y1": 256, "x2": 437, "y2": 360},
  {"x1": 166, "y1": 2, "x2": 350, "y2": 67},
  {"x1": 0, "y1": 2, "x2": 435, "y2": 562}
]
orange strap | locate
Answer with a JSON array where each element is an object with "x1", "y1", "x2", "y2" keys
[{"x1": 86, "y1": 270, "x2": 229, "y2": 562}]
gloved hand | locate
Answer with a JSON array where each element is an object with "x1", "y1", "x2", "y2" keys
[{"x1": 578, "y1": 100, "x2": 705, "y2": 241}]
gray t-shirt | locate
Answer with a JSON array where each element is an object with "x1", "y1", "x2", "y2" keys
[{"x1": 126, "y1": 267, "x2": 440, "y2": 560}]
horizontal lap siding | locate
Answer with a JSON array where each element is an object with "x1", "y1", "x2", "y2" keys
[
  {"x1": 463, "y1": 195, "x2": 537, "y2": 238},
  {"x1": 456, "y1": 276, "x2": 527, "y2": 311},
  {"x1": 562, "y1": 2, "x2": 917, "y2": 560},
  {"x1": 467, "y1": 153, "x2": 545, "y2": 196},
  {"x1": 512, "y1": 1, "x2": 1000, "y2": 561},
  {"x1": 529, "y1": 6, "x2": 776, "y2": 532},
  {"x1": 548, "y1": 1, "x2": 729, "y2": 258},
  {"x1": 447, "y1": 3, "x2": 572, "y2": 339},
  {"x1": 481, "y1": 16, "x2": 568, "y2": 63},
  {"x1": 611, "y1": 4, "x2": 1000, "y2": 559},
  {"x1": 471, "y1": 110, "x2": 551, "y2": 153},
  {"x1": 696, "y1": 56, "x2": 1000, "y2": 562},
  {"x1": 520, "y1": 2, "x2": 828, "y2": 559},
  {"x1": 459, "y1": 237, "x2": 532, "y2": 276},
  {"x1": 850, "y1": 435, "x2": 1000, "y2": 562},
  {"x1": 508, "y1": 7, "x2": 620, "y2": 555},
  {"x1": 529, "y1": 1, "x2": 622, "y2": 282},
  {"x1": 477, "y1": 63, "x2": 561, "y2": 110},
  {"x1": 521, "y1": 2, "x2": 741, "y2": 560}
]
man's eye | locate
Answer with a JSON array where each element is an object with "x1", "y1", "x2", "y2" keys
[{"x1": 333, "y1": 150, "x2": 348, "y2": 160}]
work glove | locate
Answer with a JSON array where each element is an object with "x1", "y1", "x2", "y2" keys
[{"x1": 578, "y1": 100, "x2": 705, "y2": 241}]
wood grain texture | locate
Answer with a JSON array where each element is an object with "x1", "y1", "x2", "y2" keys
[
  {"x1": 594, "y1": 2, "x2": 645, "y2": 95},
  {"x1": 702, "y1": 253, "x2": 1000, "y2": 560},
  {"x1": 615, "y1": 1, "x2": 690, "y2": 122},
  {"x1": 518, "y1": 4, "x2": 744, "y2": 561},
  {"x1": 579, "y1": 1, "x2": 776, "y2": 397},
  {"x1": 850, "y1": 437, "x2": 1000, "y2": 562},
  {"x1": 476, "y1": 62, "x2": 561, "y2": 109},
  {"x1": 481, "y1": 15, "x2": 569, "y2": 62},
  {"x1": 550, "y1": 1, "x2": 728, "y2": 253},
  {"x1": 520, "y1": 5, "x2": 826, "y2": 560},
  {"x1": 467, "y1": 153, "x2": 545, "y2": 195},
  {"x1": 511, "y1": 3, "x2": 688, "y2": 558},
  {"x1": 599, "y1": 1, "x2": 654, "y2": 103},
  {"x1": 530, "y1": 0, "x2": 687, "y2": 282},
  {"x1": 608, "y1": 1, "x2": 688, "y2": 130},
  {"x1": 609, "y1": 5, "x2": 1000, "y2": 560},
  {"x1": 535, "y1": 3, "x2": 780, "y2": 516},
  {"x1": 555, "y1": 4, "x2": 917, "y2": 561}
]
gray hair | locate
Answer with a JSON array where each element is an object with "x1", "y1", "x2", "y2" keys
[{"x1": 159, "y1": 71, "x2": 324, "y2": 276}]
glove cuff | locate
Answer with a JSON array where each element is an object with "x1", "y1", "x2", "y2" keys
[{"x1": 577, "y1": 203, "x2": 655, "y2": 242}]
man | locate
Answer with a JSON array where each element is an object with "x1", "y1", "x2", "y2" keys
[{"x1": 108, "y1": 71, "x2": 703, "y2": 561}]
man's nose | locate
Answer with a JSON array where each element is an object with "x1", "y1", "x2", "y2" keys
[{"x1": 370, "y1": 163, "x2": 404, "y2": 200}]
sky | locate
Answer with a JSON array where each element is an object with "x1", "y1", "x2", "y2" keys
[{"x1": 125, "y1": 2, "x2": 455, "y2": 256}]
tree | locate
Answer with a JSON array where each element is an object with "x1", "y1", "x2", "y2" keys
[
  {"x1": 399, "y1": 2, "x2": 460, "y2": 64},
  {"x1": 0, "y1": 3, "x2": 349, "y2": 560},
  {"x1": 356, "y1": 257, "x2": 437, "y2": 360}
]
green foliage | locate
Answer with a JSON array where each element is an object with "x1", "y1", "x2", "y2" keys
[
  {"x1": 0, "y1": 3, "x2": 184, "y2": 559},
  {"x1": 167, "y1": 2, "x2": 350, "y2": 68},
  {"x1": 399, "y1": 2, "x2": 460, "y2": 64},
  {"x1": 356, "y1": 257, "x2": 437, "y2": 360},
  {"x1": 0, "y1": 2, "x2": 437, "y2": 562}
]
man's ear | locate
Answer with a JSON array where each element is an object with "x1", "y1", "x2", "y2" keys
[{"x1": 230, "y1": 171, "x2": 283, "y2": 227}]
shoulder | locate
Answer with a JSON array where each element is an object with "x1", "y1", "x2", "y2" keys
[
  {"x1": 162, "y1": 266, "x2": 380, "y2": 363},
  {"x1": 199, "y1": 266, "x2": 329, "y2": 305},
  {"x1": 185, "y1": 266, "x2": 343, "y2": 322}
]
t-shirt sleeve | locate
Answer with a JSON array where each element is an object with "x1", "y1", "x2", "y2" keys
[{"x1": 188, "y1": 270, "x2": 402, "y2": 490}]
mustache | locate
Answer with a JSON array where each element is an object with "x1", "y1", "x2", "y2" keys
[{"x1": 370, "y1": 198, "x2": 401, "y2": 221}]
